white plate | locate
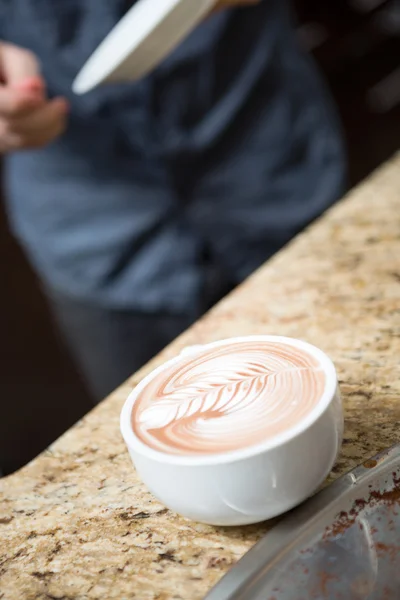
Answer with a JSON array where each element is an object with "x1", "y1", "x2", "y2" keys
[{"x1": 73, "y1": 0, "x2": 217, "y2": 94}]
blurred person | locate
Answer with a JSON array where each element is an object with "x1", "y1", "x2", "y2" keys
[{"x1": 0, "y1": 0, "x2": 346, "y2": 403}]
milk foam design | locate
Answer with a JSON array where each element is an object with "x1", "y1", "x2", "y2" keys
[{"x1": 132, "y1": 341, "x2": 326, "y2": 455}]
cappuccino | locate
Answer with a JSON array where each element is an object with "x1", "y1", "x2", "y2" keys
[{"x1": 132, "y1": 339, "x2": 326, "y2": 456}]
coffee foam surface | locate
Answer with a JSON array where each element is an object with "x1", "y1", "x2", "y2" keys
[{"x1": 131, "y1": 341, "x2": 326, "y2": 456}]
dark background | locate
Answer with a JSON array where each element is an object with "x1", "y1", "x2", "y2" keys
[{"x1": 1, "y1": 0, "x2": 400, "y2": 475}]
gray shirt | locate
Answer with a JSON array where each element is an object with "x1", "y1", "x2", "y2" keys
[{"x1": 1, "y1": 0, "x2": 345, "y2": 314}]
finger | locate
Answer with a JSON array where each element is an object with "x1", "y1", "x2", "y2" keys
[
  {"x1": 0, "y1": 42, "x2": 42, "y2": 86},
  {"x1": 0, "y1": 113, "x2": 67, "y2": 152},
  {"x1": 22, "y1": 115, "x2": 67, "y2": 149},
  {"x1": 0, "y1": 43, "x2": 46, "y2": 117},
  {"x1": 0, "y1": 97, "x2": 68, "y2": 151},
  {"x1": 10, "y1": 97, "x2": 69, "y2": 134},
  {"x1": 13, "y1": 76, "x2": 46, "y2": 97},
  {"x1": 0, "y1": 86, "x2": 45, "y2": 118}
]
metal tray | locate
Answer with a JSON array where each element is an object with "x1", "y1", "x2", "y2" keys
[{"x1": 205, "y1": 444, "x2": 400, "y2": 600}]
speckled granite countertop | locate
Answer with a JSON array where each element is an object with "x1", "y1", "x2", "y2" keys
[{"x1": 1, "y1": 156, "x2": 400, "y2": 600}]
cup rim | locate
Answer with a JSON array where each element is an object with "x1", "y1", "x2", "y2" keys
[{"x1": 120, "y1": 335, "x2": 338, "y2": 466}]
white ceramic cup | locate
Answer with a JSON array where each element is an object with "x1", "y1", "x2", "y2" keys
[{"x1": 120, "y1": 336, "x2": 343, "y2": 526}]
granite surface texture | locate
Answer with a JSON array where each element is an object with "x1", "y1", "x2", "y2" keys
[{"x1": 1, "y1": 156, "x2": 400, "y2": 599}]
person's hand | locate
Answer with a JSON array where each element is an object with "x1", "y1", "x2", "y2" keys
[{"x1": 0, "y1": 42, "x2": 68, "y2": 153}]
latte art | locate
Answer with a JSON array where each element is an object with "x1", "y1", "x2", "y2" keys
[{"x1": 132, "y1": 341, "x2": 326, "y2": 455}]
